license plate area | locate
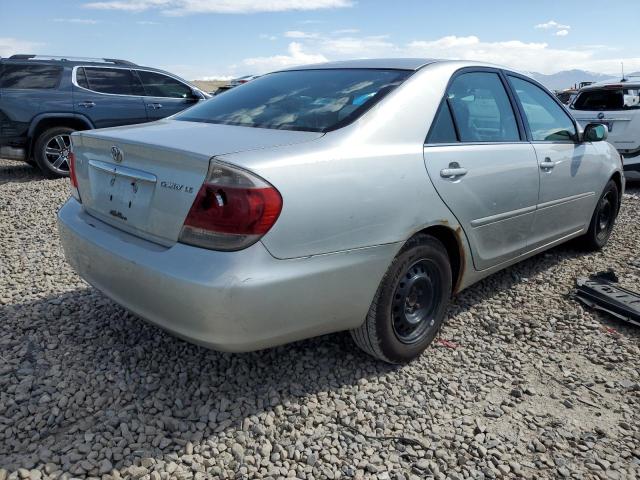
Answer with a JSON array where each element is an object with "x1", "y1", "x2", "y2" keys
[{"x1": 88, "y1": 159, "x2": 156, "y2": 225}]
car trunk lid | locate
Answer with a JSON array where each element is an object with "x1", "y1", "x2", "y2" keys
[{"x1": 72, "y1": 119, "x2": 323, "y2": 245}]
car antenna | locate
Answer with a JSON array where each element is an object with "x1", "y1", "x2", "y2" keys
[{"x1": 621, "y1": 62, "x2": 627, "y2": 82}]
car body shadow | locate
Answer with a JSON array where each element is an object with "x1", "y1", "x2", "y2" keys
[
  {"x1": 0, "y1": 159, "x2": 48, "y2": 185},
  {"x1": 1, "y1": 286, "x2": 398, "y2": 472}
]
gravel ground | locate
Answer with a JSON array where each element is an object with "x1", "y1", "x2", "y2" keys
[{"x1": 1, "y1": 158, "x2": 639, "y2": 480}]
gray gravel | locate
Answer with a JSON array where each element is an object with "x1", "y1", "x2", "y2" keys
[{"x1": 1, "y1": 158, "x2": 639, "y2": 480}]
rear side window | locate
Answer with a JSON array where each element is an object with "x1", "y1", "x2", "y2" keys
[
  {"x1": 573, "y1": 88, "x2": 640, "y2": 111},
  {"x1": 137, "y1": 70, "x2": 192, "y2": 98},
  {"x1": 79, "y1": 67, "x2": 143, "y2": 95},
  {"x1": 427, "y1": 100, "x2": 458, "y2": 143},
  {"x1": 446, "y1": 72, "x2": 520, "y2": 142},
  {"x1": 509, "y1": 76, "x2": 577, "y2": 142},
  {"x1": 0, "y1": 64, "x2": 62, "y2": 89}
]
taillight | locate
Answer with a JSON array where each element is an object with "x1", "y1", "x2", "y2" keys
[
  {"x1": 68, "y1": 151, "x2": 81, "y2": 203},
  {"x1": 178, "y1": 160, "x2": 282, "y2": 251}
]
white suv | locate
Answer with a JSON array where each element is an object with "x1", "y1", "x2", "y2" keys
[{"x1": 570, "y1": 78, "x2": 640, "y2": 180}]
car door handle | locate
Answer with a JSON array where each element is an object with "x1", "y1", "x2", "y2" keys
[
  {"x1": 540, "y1": 158, "x2": 556, "y2": 170},
  {"x1": 149, "y1": 103, "x2": 163, "y2": 109},
  {"x1": 78, "y1": 101, "x2": 95, "y2": 108},
  {"x1": 440, "y1": 166, "x2": 468, "y2": 178}
]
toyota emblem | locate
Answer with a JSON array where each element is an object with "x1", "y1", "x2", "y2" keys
[{"x1": 111, "y1": 146, "x2": 123, "y2": 163}]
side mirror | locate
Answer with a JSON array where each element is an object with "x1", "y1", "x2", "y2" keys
[
  {"x1": 583, "y1": 123, "x2": 608, "y2": 142},
  {"x1": 190, "y1": 88, "x2": 206, "y2": 100}
]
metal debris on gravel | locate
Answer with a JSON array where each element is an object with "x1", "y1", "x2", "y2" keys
[{"x1": 1, "y1": 158, "x2": 639, "y2": 479}]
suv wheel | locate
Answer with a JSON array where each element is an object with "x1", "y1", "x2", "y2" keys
[
  {"x1": 350, "y1": 234, "x2": 452, "y2": 363},
  {"x1": 33, "y1": 127, "x2": 75, "y2": 178}
]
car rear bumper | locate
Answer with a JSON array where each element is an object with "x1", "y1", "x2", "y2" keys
[{"x1": 57, "y1": 199, "x2": 399, "y2": 351}]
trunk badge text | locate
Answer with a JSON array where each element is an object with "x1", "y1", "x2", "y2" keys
[
  {"x1": 111, "y1": 146, "x2": 123, "y2": 163},
  {"x1": 109, "y1": 210, "x2": 127, "y2": 221},
  {"x1": 160, "y1": 181, "x2": 194, "y2": 194}
]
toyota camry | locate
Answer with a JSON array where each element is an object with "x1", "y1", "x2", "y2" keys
[{"x1": 58, "y1": 59, "x2": 624, "y2": 363}]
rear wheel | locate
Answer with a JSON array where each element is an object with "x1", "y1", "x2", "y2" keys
[
  {"x1": 351, "y1": 234, "x2": 452, "y2": 363},
  {"x1": 578, "y1": 180, "x2": 619, "y2": 251},
  {"x1": 33, "y1": 127, "x2": 75, "y2": 178}
]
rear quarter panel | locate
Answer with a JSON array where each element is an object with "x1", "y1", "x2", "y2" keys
[{"x1": 220, "y1": 63, "x2": 472, "y2": 261}]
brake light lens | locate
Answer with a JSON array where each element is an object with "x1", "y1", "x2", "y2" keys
[
  {"x1": 178, "y1": 160, "x2": 282, "y2": 251},
  {"x1": 68, "y1": 151, "x2": 81, "y2": 203}
]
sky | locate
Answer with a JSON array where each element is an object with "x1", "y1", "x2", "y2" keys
[{"x1": 1, "y1": 0, "x2": 639, "y2": 80}]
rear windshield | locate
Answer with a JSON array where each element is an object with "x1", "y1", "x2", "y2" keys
[
  {"x1": 573, "y1": 87, "x2": 640, "y2": 111},
  {"x1": 0, "y1": 64, "x2": 63, "y2": 89},
  {"x1": 175, "y1": 68, "x2": 412, "y2": 132}
]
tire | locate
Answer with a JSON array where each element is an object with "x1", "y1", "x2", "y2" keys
[
  {"x1": 351, "y1": 234, "x2": 452, "y2": 364},
  {"x1": 33, "y1": 127, "x2": 75, "y2": 178},
  {"x1": 577, "y1": 180, "x2": 619, "y2": 251}
]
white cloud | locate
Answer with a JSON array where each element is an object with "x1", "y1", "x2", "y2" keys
[
  {"x1": 242, "y1": 42, "x2": 327, "y2": 73},
  {"x1": 53, "y1": 18, "x2": 99, "y2": 24},
  {"x1": 321, "y1": 35, "x2": 395, "y2": 55},
  {"x1": 259, "y1": 34, "x2": 278, "y2": 41},
  {"x1": 83, "y1": 0, "x2": 352, "y2": 15},
  {"x1": 284, "y1": 30, "x2": 318, "y2": 39},
  {"x1": 332, "y1": 28, "x2": 359, "y2": 34},
  {"x1": 0, "y1": 37, "x2": 42, "y2": 57},
  {"x1": 136, "y1": 20, "x2": 160, "y2": 25},
  {"x1": 555, "y1": 29, "x2": 569, "y2": 37},
  {"x1": 535, "y1": 20, "x2": 570, "y2": 30},
  {"x1": 245, "y1": 33, "x2": 640, "y2": 76}
]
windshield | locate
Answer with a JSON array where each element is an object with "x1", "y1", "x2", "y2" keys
[
  {"x1": 175, "y1": 68, "x2": 412, "y2": 132},
  {"x1": 573, "y1": 87, "x2": 640, "y2": 111}
]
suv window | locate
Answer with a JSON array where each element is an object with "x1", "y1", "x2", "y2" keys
[
  {"x1": 509, "y1": 76, "x2": 577, "y2": 142},
  {"x1": 427, "y1": 100, "x2": 458, "y2": 143},
  {"x1": 78, "y1": 67, "x2": 143, "y2": 96},
  {"x1": 0, "y1": 64, "x2": 62, "y2": 89},
  {"x1": 573, "y1": 87, "x2": 640, "y2": 111},
  {"x1": 137, "y1": 70, "x2": 192, "y2": 98},
  {"x1": 447, "y1": 72, "x2": 520, "y2": 142}
]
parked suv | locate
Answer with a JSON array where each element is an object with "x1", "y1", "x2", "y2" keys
[
  {"x1": 570, "y1": 77, "x2": 640, "y2": 180},
  {"x1": 0, "y1": 55, "x2": 209, "y2": 178}
]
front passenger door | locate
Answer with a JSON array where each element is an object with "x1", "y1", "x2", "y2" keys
[
  {"x1": 507, "y1": 75, "x2": 603, "y2": 247},
  {"x1": 135, "y1": 70, "x2": 199, "y2": 120},
  {"x1": 424, "y1": 70, "x2": 540, "y2": 271}
]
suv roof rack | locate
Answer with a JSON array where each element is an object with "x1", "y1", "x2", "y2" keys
[{"x1": 8, "y1": 54, "x2": 137, "y2": 66}]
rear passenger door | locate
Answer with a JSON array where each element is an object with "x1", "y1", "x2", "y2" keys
[
  {"x1": 73, "y1": 67, "x2": 148, "y2": 128},
  {"x1": 135, "y1": 70, "x2": 199, "y2": 120},
  {"x1": 507, "y1": 75, "x2": 603, "y2": 247},
  {"x1": 424, "y1": 69, "x2": 540, "y2": 271}
]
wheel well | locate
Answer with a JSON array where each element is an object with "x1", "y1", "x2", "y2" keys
[
  {"x1": 29, "y1": 117, "x2": 91, "y2": 158},
  {"x1": 413, "y1": 225, "x2": 464, "y2": 294}
]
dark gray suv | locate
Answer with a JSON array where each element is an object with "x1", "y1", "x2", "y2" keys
[{"x1": 0, "y1": 55, "x2": 209, "y2": 178}]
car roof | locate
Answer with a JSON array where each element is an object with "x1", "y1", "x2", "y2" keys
[
  {"x1": 276, "y1": 58, "x2": 517, "y2": 73},
  {"x1": 277, "y1": 58, "x2": 439, "y2": 71},
  {"x1": 0, "y1": 55, "x2": 160, "y2": 72},
  {"x1": 581, "y1": 77, "x2": 640, "y2": 90}
]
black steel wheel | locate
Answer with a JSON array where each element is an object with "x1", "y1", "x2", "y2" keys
[
  {"x1": 578, "y1": 179, "x2": 619, "y2": 251},
  {"x1": 351, "y1": 234, "x2": 452, "y2": 363},
  {"x1": 391, "y1": 259, "x2": 442, "y2": 344}
]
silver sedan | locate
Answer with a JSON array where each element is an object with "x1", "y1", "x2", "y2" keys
[{"x1": 58, "y1": 59, "x2": 624, "y2": 363}]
